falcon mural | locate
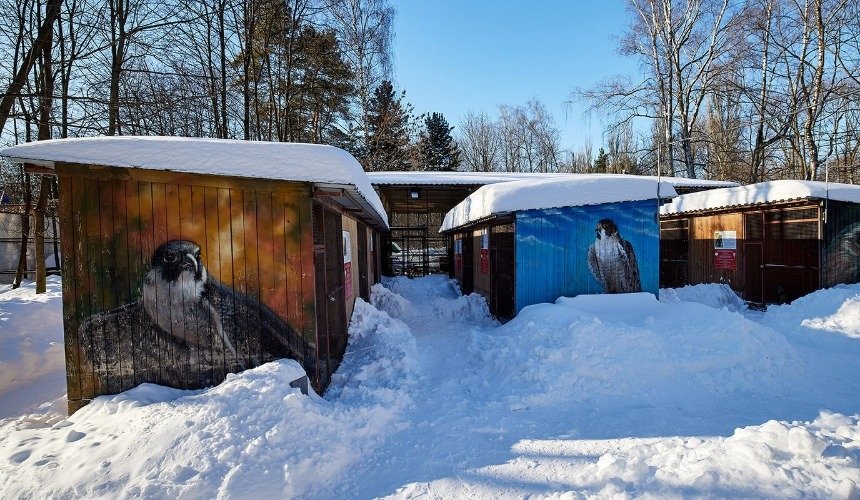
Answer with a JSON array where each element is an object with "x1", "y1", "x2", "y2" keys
[
  {"x1": 79, "y1": 240, "x2": 309, "y2": 387},
  {"x1": 586, "y1": 218, "x2": 642, "y2": 294}
]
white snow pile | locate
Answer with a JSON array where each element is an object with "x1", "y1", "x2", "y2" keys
[
  {"x1": 434, "y1": 293, "x2": 496, "y2": 326},
  {"x1": 369, "y1": 282, "x2": 413, "y2": 320},
  {"x1": 662, "y1": 179, "x2": 860, "y2": 214},
  {"x1": 0, "y1": 276, "x2": 66, "y2": 418},
  {"x1": 0, "y1": 295, "x2": 417, "y2": 498},
  {"x1": 397, "y1": 412, "x2": 860, "y2": 499},
  {"x1": 802, "y1": 297, "x2": 860, "y2": 338},
  {"x1": 660, "y1": 282, "x2": 747, "y2": 312},
  {"x1": 2, "y1": 276, "x2": 860, "y2": 498},
  {"x1": 1, "y1": 136, "x2": 388, "y2": 227},
  {"x1": 441, "y1": 175, "x2": 676, "y2": 231},
  {"x1": 763, "y1": 284, "x2": 860, "y2": 338},
  {"x1": 468, "y1": 293, "x2": 802, "y2": 409},
  {"x1": 327, "y1": 298, "x2": 418, "y2": 405}
]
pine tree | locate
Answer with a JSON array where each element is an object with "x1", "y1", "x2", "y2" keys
[
  {"x1": 364, "y1": 80, "x2": 413, "y2": 171},
  {"x1": 419, "y1": 112, "x2": 460, "y2": 171},
  {"x1": 594, "y1": 147, "x2": 609, "y2": 173}
]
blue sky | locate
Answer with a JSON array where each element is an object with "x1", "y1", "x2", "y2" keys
[{"x1": 393, "y1": 1, "x2": 640, "y2": 153}]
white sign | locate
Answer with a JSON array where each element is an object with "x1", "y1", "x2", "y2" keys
[
  {"x1": 342, "y1": 231, "x2": 352, "y2": 263},
  {"x1": 714, "y1": 230, "x2": 737, "y2": 250},
  {"x1": 481, "y1": 229, "x2": 489, "y2": 250}
]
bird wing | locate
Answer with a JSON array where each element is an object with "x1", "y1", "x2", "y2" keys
[
  {"x1": 587, "y1": 243, "x2": 603, "y2": 286},
  {"x1": 621, "y1": 239, "x2": 642, "y2": 292},
  {"x1": 78, "y1": 301, "x2": 191, "y2": 389},
  {"x1": 204, "y1": 279, "x2": 309, "y2": 370}
]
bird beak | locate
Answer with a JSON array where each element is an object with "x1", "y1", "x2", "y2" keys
[{"x1": 183, "y1": 253, "x2": 198, "y2": 272}]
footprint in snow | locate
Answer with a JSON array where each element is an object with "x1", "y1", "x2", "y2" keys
[
  {"x1": 65, "y1": 430, "x2": 86, "y2": 442},
  {"x1": 9, "y1": 449, "x2": 31, "y2": 464}
]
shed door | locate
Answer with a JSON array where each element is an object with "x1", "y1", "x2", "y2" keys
[
  {"x1": 491, "y1": 223, "x2": 516, "y2": 318},
  {"x1": 357, "y1": 226, "x2": 370, "y2": 301},
  {"x1": 744, "y1": 242, "x2": 763, "y2": 304},
  {"x1": 462, "y1": 233, "x2": 474, "y2": 294},
  {"x1": 312, "y1": 202, "x2": 346, "y2": 392},
  {"x1": 744, "y1": 212, "x2": 765, "y2": 304}
]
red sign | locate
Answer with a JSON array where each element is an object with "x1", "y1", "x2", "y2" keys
[
  {"x1": 454, "y1": 254, "x2": 463, "y2": 274},
  {"x1": 714, "y1": 249, "x2": 736, "y2": 270},
  {"x1": 344, "y1": 261, "x2": 353, "y2": 299},
  {"x1": 480, "y1": 249, "x2": 489, "y2": 274}
]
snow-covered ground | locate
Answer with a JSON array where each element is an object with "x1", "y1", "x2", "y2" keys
[
  {"x1": 0, "y1": 276, "x2": 66, "y2": 418},
  {"x1": 0, "y1": 276, "x2": 858, "y2": 498}
]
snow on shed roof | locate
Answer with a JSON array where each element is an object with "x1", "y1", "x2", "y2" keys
[
  {"x1": 367, "y1": 171, "x2": 558, "y2": 185},
  {"x1": 441, "y1": 175, "x2": 677, "y2": 232},
  {"x1": 1, "y1": 136, "x2": 388, "y2": 228},
  {"x1": 661, "y1": 180, "x2": 860, "y2": 215},
  {"x1": 368, "y1": 170, "x2": 739, "y2": 189}
]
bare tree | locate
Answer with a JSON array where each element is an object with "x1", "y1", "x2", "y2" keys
[{"x1": 458, "y1": 111, "x2": 501, "y2": 172}]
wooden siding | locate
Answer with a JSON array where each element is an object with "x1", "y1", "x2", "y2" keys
[
  {"x1": 515, "y1": 200, "x2": 660, "y2": 314},
  {"x1": 341, "y1": 215, "x2": 362, "y2": 319},
  {"x1": 664, "y1": 202, "x2": 828, "y2": 304},
  {"x1": 687, "y1": 213, "x2": 744, "y2": 287},
  {"x1": 57, "y1": 164, "x2": 317, "y2": 412}
]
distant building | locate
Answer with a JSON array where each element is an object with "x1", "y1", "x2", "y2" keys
[
  {"x1": 660, "y1": 180, "x2": 860, "y2": 305},
  {"x1": 440, "y1": 175, "x2": 676, "y2": 318}
]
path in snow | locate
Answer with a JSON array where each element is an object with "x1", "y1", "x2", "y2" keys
[{"x1": 329, "y1": 277, "x2": 860, "y2": 498}]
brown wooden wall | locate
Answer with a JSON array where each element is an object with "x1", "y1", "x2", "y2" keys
[
  {"x1": 662, "y1": 202, "x2": 823, "y2": 304},
  {"x1": 57, "y1": 163, "x2": 317, "y2": 412},
  {"x1": 341, "y1": 215, "x2": 361, "y2": 320},
  {"x1": 688, "y1": 213, "x2": 744, "y2": 288}
]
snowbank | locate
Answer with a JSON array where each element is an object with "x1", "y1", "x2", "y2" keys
[
  {"x1": 468, "y1": 293, "x2": 802, "y2": 409},
  {"x1": 660, "y1": 283, "x2": 747, "y2": 312},
  {"x1": 441, "y1": 175, "x2": 675, "y2": 231},
  {"x1": 0, "y1": 276, "x2": 66, "y2": 417},
  {"x1": 327, "y1": 298, "x2": 418, "y2": 405},
  {"x1": 395, "y1": 411, "x2": 860, "y2": 498},
  {"x1": 763, "y1": 284, "x2": 860, "y2": 338},
  {"x1": 434, "y1": 293, "x2": 496, "y2": 326},
  {"x1": 369, "y1": 282, "x2": 413, "y2": 320},
  {"x1": 0, "y1": 295, "x2": 417, "y2": 498},
  {"x1": 662, "y1": 179, "x2": 860, "y2": 214}
]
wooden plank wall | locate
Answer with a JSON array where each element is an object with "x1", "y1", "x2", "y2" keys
[
  {"x1": 687, "y1": 213, "x2": 744, "y2": 288},
  {"x1": 471, "y1": 228, "x2": 491, "y2": 302},
  {"x1": 341, "y1": 215, "x2": 361, "y2": 319},
  {"x1": 57, "y1": 163, "x2": 316, "y2": 412}
]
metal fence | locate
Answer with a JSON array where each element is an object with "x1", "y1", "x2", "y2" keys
[{"x1": 0, "y1": 203, "x2": 60, "y2": 284}]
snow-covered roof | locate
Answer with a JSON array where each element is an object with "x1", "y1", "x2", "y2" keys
[
  {"x1": 661, "y1": 177, "x2": 739, "y2": 188},
  {"x1": 661, "y1": 180, "x2": 860, "y2": 215},
  {"x1": 441, "y1": 175, "x2": 677, "y2": 232},
  {"x1": 367, "y1": 171, "x2": 558, "y2": 185},
  {"x1": 368, "y1": 171, "x2": 738, "y2": 189},
  {"x1": 1, "y1": 136, "x2": 388, "y2": 229}
]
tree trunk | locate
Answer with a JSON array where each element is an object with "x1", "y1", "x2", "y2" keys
[
  {"x1": 0, "y1": 0, "x2": 62, "y2": 135},
  {"x1": 13, "y1": 173, "x2": 32, "y2": 289}
]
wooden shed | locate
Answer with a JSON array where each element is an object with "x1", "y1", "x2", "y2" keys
[
  {"x1": 369, "y1": 172, "x2": 737, "y2": 280},
  {"x1": 367, "y1": 171, "x2": 557, "y2": 278},
  {"x1": 1, "y1": 137, "x2": 388, "y2": 413},
  {"x1": 441, "y1": 176, "x2": 676, "y2": 318},
  {"x1": 660, "y1": 180, "x2": 860, "y2": 305}
]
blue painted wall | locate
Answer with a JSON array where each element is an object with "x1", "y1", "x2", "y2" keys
[{"x1": 515, "y1": 199, "x2": 660, "y2": 313}]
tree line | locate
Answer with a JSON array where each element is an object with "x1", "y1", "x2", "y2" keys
[
  {"x1": 0, "y1": 0, "x2": 465, "y2": 288},
  {"x1": 576, "y1": 0, "x2": 860, "y2": 183}
]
